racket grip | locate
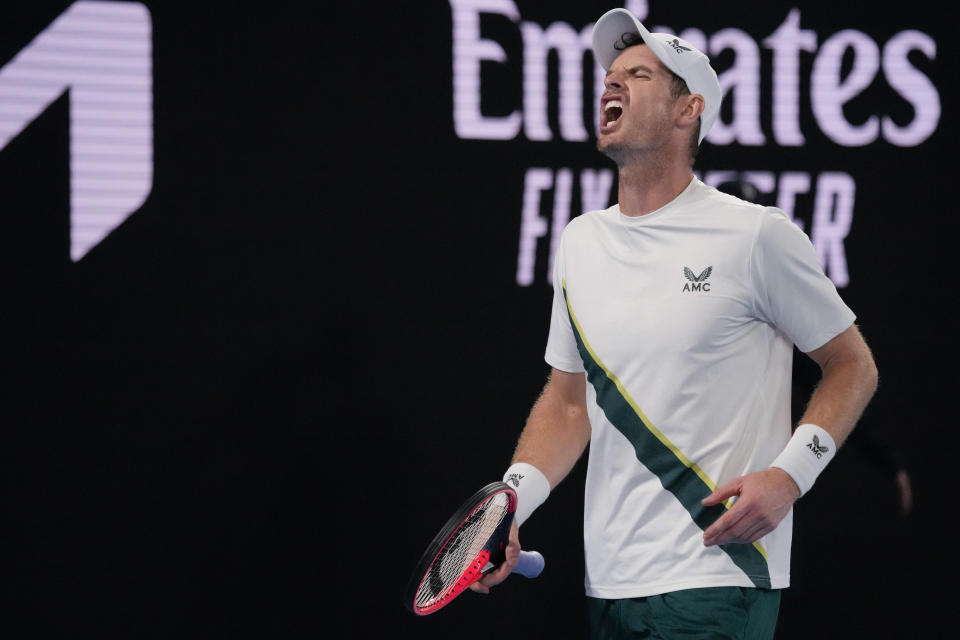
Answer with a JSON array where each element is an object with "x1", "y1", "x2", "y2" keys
[{"x1": 512, "y1": 550, "x2": 545, "y2": 578}]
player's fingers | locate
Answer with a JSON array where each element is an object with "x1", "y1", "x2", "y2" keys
[
  {"x1": 487, "y1": 563, "x2": 512, "y2": 584},
  {"x1": 504, "y1": 522, "x2": 522, "y2": 568},
  {"x1": 736, "y1": 519, "x2": 774, "y2": 544},
  {"x1": 703, "y1": 501, "x2": 751, "y2": 546},
  {"x1": 470, "y1": 571, "x2": 500, "y2": 594},
  {"x1": 504, "y1": 540, "x2": 520, "y2": 565},
  {"x1": 473, "y1": 551, "x2": 516, "y2": 593},
  {"x1": 716, "y1": 505, "x2": 780, "y2": 545},
  {"x1": 716, "y1": 515, "x2": 768, "y2": 545},
  {"x1": 702, "y1": 477, "x2": 742, "y2": 506},
  {"x1": 469, "y1": 581, "x2": 490, "y2": 594},
  {"x1": 472, "y1": 521, "x2": 522, "y2": 594}
]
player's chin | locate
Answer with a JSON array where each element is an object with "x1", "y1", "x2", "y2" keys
[{"x1": 596, "y1": 135, "x2": 624, "y2": 160}]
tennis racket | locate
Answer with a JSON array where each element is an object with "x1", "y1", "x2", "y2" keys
[{"x1": 403, "y1": 481, "x2": 546, "y2": 616}]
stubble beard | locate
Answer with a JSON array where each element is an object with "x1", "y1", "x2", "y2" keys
[
  {"x1": 597, "y1": 134, "x2": 652, "y2": 168},
  {"x1": 596, "y1": 116, "x2": 675, "y2": 169}
]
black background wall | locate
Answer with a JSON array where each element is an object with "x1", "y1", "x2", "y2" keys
[{"x1": 3, "y1": 1, "x2": 955, "y2": 637}]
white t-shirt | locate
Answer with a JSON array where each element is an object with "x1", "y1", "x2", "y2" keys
[{"x1": 545, "y1": 177, "x2": 855, "y2": 598}]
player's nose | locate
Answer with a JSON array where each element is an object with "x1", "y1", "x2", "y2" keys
[{"x1": 603, "y1": 73, "x2": 623, "y2": 91}]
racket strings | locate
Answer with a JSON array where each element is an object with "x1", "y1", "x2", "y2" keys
[{"x1": 415, "y1": 492, "x2": 511, "y2": 610}]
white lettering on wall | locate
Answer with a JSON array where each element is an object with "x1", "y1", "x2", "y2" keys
[
  {"x1": 882, "y1": 30, "x2": 940, "y2": 146},
  {"x1": 523, "y1": 168, "x2": 860, "y2": 288},
  {"x1": 451, "y1": 0, "x2": 521, "y2": 139},
  {"x1": 447, "y1": 3, "x2": 941, "y2": 290},
  {"x1": 708, "y1": 28, "x2": 765, "y2": 146},
  {"x1": 0, "y1": 0, "x2": 153, "y2": 261},
  {"x1": 580, "y1": 169, "x2": 615, "y2": 213},
  {"x1": 520, "y1": 22, "x2": 592, "y2": 141},
  {"x1": 811, "y1": 30, "x2": 880, "y2": 146},
  {"x1": 516, "y1": 167, "x2": 552, "y2": 286},
  {"x1": 764, "y1": 9, "x2": 817, "y2": 146},
  {"x1": 548, "y1": 168, "x2": 573, "y2": 283},
  {"x1": 449, "y1": 3, "x2": 940, "y2": 147},
  {"x1": 515, "y1": 167, "x2": 614, "y2": 287},
  {"x1": 811, "y1": 172, "x2": 855, "y2": 287}
]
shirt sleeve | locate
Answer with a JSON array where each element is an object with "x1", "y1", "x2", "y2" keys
[
  {"x1": 751, "y1": 207, "x2": 856, "y2": 353},
  {"x1": 544, "y1": 225, "x2": 585, "y2": 373}
]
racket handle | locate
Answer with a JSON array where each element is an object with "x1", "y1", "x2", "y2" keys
[{"x1": 512, "y1": 550, "x2": 545, "y2": 578}]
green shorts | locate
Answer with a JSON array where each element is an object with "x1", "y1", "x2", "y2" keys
[{"x1": 586, "y1": 587, "x2": 781, "y2": 640}]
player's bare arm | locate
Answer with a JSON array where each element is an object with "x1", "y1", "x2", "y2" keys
[
  {"x1": 701, "y1": 324, "x2": 878, "y2": 546},
  {"x1": 471, "y1": 368, "x2": 590, "y2": 593},
  {"x1": 512, "y1": 368, "x2": 591, "y2": 488},
  {"x1": 795, "y1": 323, "x2": 879, "y2": 448}
]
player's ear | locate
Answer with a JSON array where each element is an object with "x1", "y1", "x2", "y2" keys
[{"x1": 677, "y1": 94, "x2": 704, "y2": 128}]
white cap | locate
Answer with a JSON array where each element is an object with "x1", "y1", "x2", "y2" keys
[{"x1": 592, "y1": 8, "x2": 721, "y2": 144}]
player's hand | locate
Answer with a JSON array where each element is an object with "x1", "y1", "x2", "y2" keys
[
  {"x1": 701, "y1": 468, "x2": 800, "y2": 546},
  {"x1": 470, "y1": 520, "x2": 520, "y2": 594}
]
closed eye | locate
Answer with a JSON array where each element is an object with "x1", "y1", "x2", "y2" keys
[
  {"x1": 608, "y1": 64, "x2": 656, "y2": 81},
  {"x1": 628, "y1": 64, "x2": 655, "y2": 79}
]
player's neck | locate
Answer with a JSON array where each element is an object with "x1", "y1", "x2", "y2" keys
[{"x1": 616, "y1": 156, "x2": 694, "y2": 217}]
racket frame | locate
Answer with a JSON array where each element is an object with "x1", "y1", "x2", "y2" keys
[{"x1": 403, "y1": 481, "x2": 517, "y2": 616}]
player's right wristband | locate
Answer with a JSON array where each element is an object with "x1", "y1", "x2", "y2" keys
[
  {"x1": 503, "y1": 462, "x2": 550, "y2": 527},
  {"x1": 769, "y1": 423, "x2": 837, "y2": 497}
]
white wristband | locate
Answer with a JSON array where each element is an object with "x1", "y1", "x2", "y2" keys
[
  {"x1": 769, "y1": 423, "x2": 837, "y2": 497},
  {"x1": 503, "y1": 462, "x2": 550, "y2": 527}
]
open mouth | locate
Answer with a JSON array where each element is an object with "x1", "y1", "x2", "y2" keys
[{"x1": 603, "y1": 100, "x2": 623, "y2": 127}]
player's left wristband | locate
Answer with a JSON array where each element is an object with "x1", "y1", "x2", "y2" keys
[
  {"x1": 769, "y1": 423, "x2": 837, "y2": 497},
  {"x1": 503, "y1": 462, "x2": 550, "y2": 527}
]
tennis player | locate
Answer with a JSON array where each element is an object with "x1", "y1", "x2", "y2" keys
[{"x1": 472, "y1": 8, "x2": 878, "y2": 639}]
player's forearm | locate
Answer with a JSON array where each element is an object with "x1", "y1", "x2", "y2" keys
[
  {"x1": 766, "y1": 328, "x2": 876, "y2": 500},
  {"x1": 511, "y1": 370, "x2": 591, "y2": 489},
  {"x1": 800, "y1": 334, "x2": 878, "y2": 447}
]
